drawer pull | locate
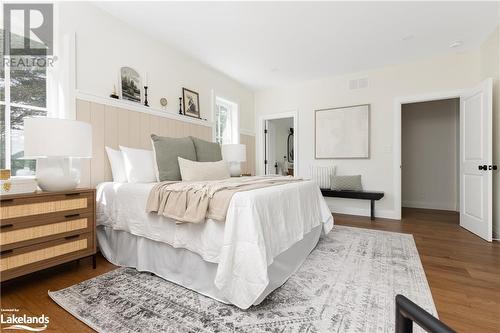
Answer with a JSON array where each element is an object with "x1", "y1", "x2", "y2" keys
[
  {"x1": 1, "y1": 224, "x2": 14, "y2": 229},
  {"x1": 0, "y1": 249, "x2": 13, "y2": 256},
  {"x1": 65, "y1": 234, "x2": 80, "y2": 240},
  {"x1": 65, "y1": 193, "x2": 81, "y2": 197},
  {"x1": 0, "y1": 199, "x2": 14, "y2": 203},
  {"x1": 64, "y1": 213, "x2": 80, "y2": 219}
]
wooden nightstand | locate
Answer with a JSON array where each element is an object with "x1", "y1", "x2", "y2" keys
[{"x1": 0, "y1": 189, "x2": 96, "y2": 282}]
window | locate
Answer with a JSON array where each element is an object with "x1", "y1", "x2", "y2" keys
[
  {"x1": 215, "y1": 97, "x2": 239, "y2": 145},
  {"x1": 1, "y1": 39, "x2": 48, "y2": 176}
]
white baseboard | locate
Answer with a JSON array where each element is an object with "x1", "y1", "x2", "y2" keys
[
  {"x1": 402, "y1": 200, "x2": 458, "y2": 212},
  {"x1": 326, "y1": 204, "x2": 399, "y2": 220}
]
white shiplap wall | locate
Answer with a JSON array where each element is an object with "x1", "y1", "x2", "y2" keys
[{"x1": 76, "y1": 98, "x2": 255, "y2": 187}]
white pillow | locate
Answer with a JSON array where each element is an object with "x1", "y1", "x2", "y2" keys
[
  {"x1": 105, "y1": 147, "x2": 127, "y2": 183},
  {"x1": 178, "y1": 157, "x2": 230, "y2": 181},
  {"x1": 310, "y1": 165, "x2": 336, "y2": 189},
  {"x1": 120, "y1": 146, "x2": 157, "y2": 183}
]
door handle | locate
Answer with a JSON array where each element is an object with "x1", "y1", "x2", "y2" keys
[{"x1": 478, "y1": 165, "x2": 487, "y2": 171}]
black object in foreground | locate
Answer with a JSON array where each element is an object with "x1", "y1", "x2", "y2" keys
[{"x1": 395, "y1": 294, "x2": 456, "y2": 333}]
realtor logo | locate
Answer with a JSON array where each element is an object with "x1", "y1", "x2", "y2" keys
[
  {"x1": 3, "y1": 3, "x2": 53, "y2": 56},
  {"x1": 1, "y1": 309, "x2": 49, "y2": 332}
]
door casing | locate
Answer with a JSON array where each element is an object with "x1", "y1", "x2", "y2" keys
[
  {"x1": 394, "y1": 89, "x2": 465, "y2": 221},
  {"x1": 394, "y1": 80, "x2": 494, "y2": 242},
  {"x1": 258, "y1": 111, "x2": 298, "y2": 176}
]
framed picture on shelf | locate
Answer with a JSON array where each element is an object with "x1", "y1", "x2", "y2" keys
[
  {"x1": 182, "y1": 88, "x2": 200, "y2": 118},
  {"x1": 119, "y1": 67, "x2": 142, "y2": 103}
]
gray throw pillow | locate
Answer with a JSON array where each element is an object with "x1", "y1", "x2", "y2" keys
[
  {"x1": 151, "y1": 135, "x2": 196, "y2": 181},
  {"x1": 330, "y1": 175, "x2": 363, "y2": 191},
  {"x1": 190, "y1": 136, "x2": 222, "y2": 162}
]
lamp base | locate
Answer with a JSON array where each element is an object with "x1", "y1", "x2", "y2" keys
[
  {"x1": 36, "y1": 158, "x2": 81, "y2": 192},
  {"x1": 228, "y1": 162, "x2": 242, "y2": 177}
]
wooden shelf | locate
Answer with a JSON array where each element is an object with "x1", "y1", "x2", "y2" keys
[{"x1": 75, "y1": 90, "x2": 214, "y2": 128}]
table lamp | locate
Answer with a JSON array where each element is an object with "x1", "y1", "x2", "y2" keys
[
  {"x1": 23, "y1": 117, "x2": 92, "y2": 191},
  {"x1": 222, "y1": 144, "x2": 246, "y2": 177}
]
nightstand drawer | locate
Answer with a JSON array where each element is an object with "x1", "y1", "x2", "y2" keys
[
  {"x1": 0, "y1": 214, "x2": 93, "y2": 248},
  {"x1": 0, "y1": 192, "x2": 92, "y2": 220},
  {"x1": 0, "y1": 232, "x2": 93, "y2": 278}
]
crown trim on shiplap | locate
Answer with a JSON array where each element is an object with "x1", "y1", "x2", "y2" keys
[
  {"x1": 75, "y1": 90, "x2": 214, "y2": 128},
  {"x1": 240, "y1": 129, "x2": 256, "y2": 136}
]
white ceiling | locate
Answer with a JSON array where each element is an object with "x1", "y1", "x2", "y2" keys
[{"x1": 95, "y1": 1, "x2": 500, "y2": 90}]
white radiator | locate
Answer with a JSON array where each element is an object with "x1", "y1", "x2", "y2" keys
[{"x1": 310, "y1": 165, "x2": 336, "y2": 189}]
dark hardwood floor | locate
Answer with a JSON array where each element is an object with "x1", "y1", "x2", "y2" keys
[
  {"x1": 335, "y1": 208, "x2": 500, "y2": 333},
  {"x1": 1, "y1": 208, "x2": 499, "y2": 332},
  {"x1": 1, "y1": 255, "x2": 116, "y2": 332}
]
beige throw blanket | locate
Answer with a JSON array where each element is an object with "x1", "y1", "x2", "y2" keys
[{"x1": 146, "y1": 176, "x2": 302, "y2": 223}]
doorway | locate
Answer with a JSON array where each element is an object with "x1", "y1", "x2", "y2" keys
[
  {"x1": 402, "y1": 98, "x2": 460, "y2": 220},
  {"x1": 394, "y1": 79, "x2": 494, "y2": 242},
  {"x1": 265, "y1": 117, "x2": 294, "y2": 175}
]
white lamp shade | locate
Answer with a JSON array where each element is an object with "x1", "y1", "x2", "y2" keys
[
  {"x1": 24, "y1": 117, "x2": 92, "y2": 158},
  {"x1": 222, "y1": 144, "x2": 246, "y2": 162}
]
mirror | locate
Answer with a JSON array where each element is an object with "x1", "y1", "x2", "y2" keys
[{"x1": 287, "y1": 128, "x2": 294, "y2": 163}]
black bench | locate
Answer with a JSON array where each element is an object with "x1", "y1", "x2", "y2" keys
[{"x1": 320, "y1": 189, "x2": 384, "y2": 220}]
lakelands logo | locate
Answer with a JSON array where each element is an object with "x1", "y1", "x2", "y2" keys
[{"x1": 1, "y1": 309, "x2": 49, "y2": 332}]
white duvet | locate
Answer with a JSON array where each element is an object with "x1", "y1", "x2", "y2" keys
[{"x1": 96, "y1": 179, "x2": 333, "y2": 309}]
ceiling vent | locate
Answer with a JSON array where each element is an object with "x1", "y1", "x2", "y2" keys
[{"x1": 349, "y1": 77, "x2": 369, "y2": 90}]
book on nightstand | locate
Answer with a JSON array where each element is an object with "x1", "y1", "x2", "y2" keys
[{"x1": 0, "y1": 176, "x2": 38, "y2": 196}]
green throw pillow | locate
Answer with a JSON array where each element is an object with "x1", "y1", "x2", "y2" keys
[
  {"x1": 151, "y1": 135, "x2": 196, "y2": 181},
  {"x1": 330, "y1": 175, "x2": 363, "y2": 191},
  {"x1": 190, "y1": 136, "x2": 222, "y2": 162}
]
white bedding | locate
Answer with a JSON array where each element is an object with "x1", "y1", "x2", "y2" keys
[
  {"x1": 96, "y1": 179, "x2": 333, "y2": 309},
  {"x1": 97, "y1": 182, "x2": 225, "y2": 262}
]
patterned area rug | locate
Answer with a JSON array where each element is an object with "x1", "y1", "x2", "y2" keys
[{"x1": 49, "y1": 226, "x2": 436, "y2": 333}]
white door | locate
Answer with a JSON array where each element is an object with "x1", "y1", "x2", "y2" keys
[
  {"x1": 264, "y1": 120, "x2": 275, "y2": 174},
  {"x1": 460, "y1": 78, "x2": 493, "y2": 241},
  {"x1": 266, "y1": 120, "x2": 277, "y2": 174}
]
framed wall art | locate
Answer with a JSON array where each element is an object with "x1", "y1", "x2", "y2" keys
[
  {"x1": 182, "y1": 88, "x2": 200, "y2": 118},
  {"x1": 119, "y1": 67, "x2": 142, "y2": 103},
  {"x1": 315, "y1": 104, "x2": 370, "y2": 159}
]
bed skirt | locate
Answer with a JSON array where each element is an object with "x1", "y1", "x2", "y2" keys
[{"x1": 97, "y1": 224, "x2": 322, "y2": 307}]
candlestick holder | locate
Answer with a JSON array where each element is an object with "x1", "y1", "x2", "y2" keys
[
  {"x1": 110, "y1": 84, "x2": 119, "y2": 99},
  {"x1": 144, "y1": 86, "x2": 149, "y2": 107}
]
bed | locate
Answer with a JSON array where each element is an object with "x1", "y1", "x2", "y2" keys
[{"x1": 96, "y1": 178, "x2": 333, "y2": 309}]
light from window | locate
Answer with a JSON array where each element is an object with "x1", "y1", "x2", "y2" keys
[
  {"x1": 215, "y1": 97, "x2": 238, "y2": 145},
  {"x1": 0, "y1": 105, "x2": 5, "y2": 170},
  {"x1": 1, "y1": 45, "x2": 48, "y2": 176}
]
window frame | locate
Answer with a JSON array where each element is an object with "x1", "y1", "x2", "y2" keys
[
  {"x1": 1, "y1": 54, "x2": 49, "y2": 171},
  {"x1": 1, "y1": 2, "x2": 61, "y2": 173},
  {"x1": 214, "y1": 96, "x2": 239, "y2": 145}
]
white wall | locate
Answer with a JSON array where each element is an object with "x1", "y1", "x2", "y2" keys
[
  {"x1": 479, "y1": 26, "x2": 500, "y2": 239},
  {"x1": 255, "y1": 50, "x2": 481, "y2": 218},
  {"x1": 56, "y1": 2, "x2": 255, "y2": 133},
  {"x1": 402, "y1": 99, "x2": 459, "y2": 211}
]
